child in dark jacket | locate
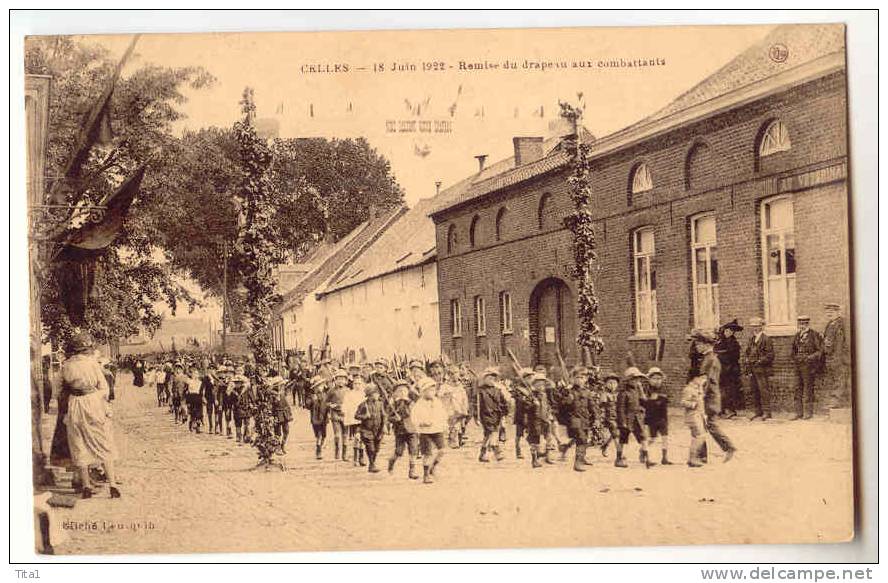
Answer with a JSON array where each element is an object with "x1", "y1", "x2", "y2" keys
[
  {"x1": 355, "y1": 384, "x2": 386, "y2": 473},
  {"x1": 643, "y1": 367, "x2": 672, "y2": 465},
  {"x1": 307, "y1": 376, "x2": 330, "y2": 459}
]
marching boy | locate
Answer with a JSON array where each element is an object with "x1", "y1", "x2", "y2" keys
[
  {"x1": 617, "y1": 367, "x2": 655, "y2": 469},
  {"x1": 597, "y1": 370, "x2": 624, "y2": 466},
  {"x1": 644, "y1": 367, "x2": 672, "y2": 465},
  {"x1": 355, "y1": 383, "x2": 386, "y2": 473},
  {"x1": 307, "y1": 375, "x2": 330, "y2": 459},
  {"x1": 387, "y1": 379, "x2": 420, "y2": 479},
  {"x1": 477, "y1": 367, "x2": 509, "y2": 462}
]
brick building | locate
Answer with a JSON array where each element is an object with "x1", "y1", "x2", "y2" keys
[{"x1": 429, "y1": 24, "x2": 849, "y2": 409}]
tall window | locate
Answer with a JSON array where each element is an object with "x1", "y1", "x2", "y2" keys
[
  {"x1": 759, "y1": 120, "x2": 791, "y2": 157},
  {"x1": 499, "y1": 291, "x2": 513, "y2": 334},
  {"x1": 761, "y1": 196, "x2": 796, "y2": 326},
  {"x1": 469, "y1": 215, "x2": 480, "y2": 248},
  {"x1": 474, "y1": 295, "x2": 487, "y2": 336},
  {"x1": 631, "y1": 163, "x2": 653, "y2": 194},
  {"x1": 450, "y1": 299, "x2": 462, "y2": 337},
  {"x1": 446, "y1": 224, "x2": 457, "y2": 254},
  {"x1": 495, "y1": 207, "x2": 507, "y2": 241},
  {"x1": 633, "y1": 227, "x2": 657, "y2": 334},
  {"x1": 691, "y1": 214, "x2": 719, "y2": 329}
]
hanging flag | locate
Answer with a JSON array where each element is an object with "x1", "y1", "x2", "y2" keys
[{"x1": 48, "y1": 34, "x2": 140, "y2": 204}]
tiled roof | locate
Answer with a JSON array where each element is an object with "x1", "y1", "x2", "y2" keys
[
  {"x1": 640, "y1": 23, "x2": 844, "y2": 125},
  {"x1": 322, "y1": 196, "x2": 440, "y2": 295},
  {"x1": 429, "y1": 24, "x2": 845, "y2": 217},
  {"x1": 273, "y1": 206, "x2": 406, "y2": 315}
]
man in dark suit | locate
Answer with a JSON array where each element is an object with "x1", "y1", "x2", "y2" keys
[
  {"x1": 744, "y1": 316, "x2": 775, "y2": 420},
  {"x1": 791, "y1": 315, "x2": 824, "y2": 420}
]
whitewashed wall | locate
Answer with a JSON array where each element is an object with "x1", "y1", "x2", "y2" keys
[{"x1": 281, "y1": 262, "x2": 440, "y2": 359}]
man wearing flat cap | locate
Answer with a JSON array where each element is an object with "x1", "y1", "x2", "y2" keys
[
  {"x1": 791, "y1": 315, "x2": 824, "y2": 420},
  {"x1": 743, "y1": 316, "x2": 775, "y2": 420},
  {"x1": 822, "y1": 303, "x2": 851, "y2": 409},
  {"x1": 695, "y1": 329, "x2": 737, "y2": 462}
]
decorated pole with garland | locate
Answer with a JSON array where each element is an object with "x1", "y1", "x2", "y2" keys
[
  {"x1": 233, "y1": 88, "x2": 282, "y2": 467},
  {"x1": 559, "y1": 100, "x2": 605, "y2": 367}
]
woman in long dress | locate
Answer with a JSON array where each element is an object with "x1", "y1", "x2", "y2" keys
[{"x1": 61, "y1": 332, "x2": 121, "y2": 499}]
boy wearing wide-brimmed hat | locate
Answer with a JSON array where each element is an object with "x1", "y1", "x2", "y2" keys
[
  {"x1": 355, "y1": 383, "x2": 386, "y2": 473},
  {"x1": 644, "y1": 367, "x2": 672, "y2": 465},
  {"x1": 476, "y1": 367, "x2": 508, "y2": 462},
  {"x1": 617, "y1": 367, "x2": 654, "y2": 468}
]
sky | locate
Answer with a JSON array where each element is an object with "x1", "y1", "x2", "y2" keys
[
  {"x1": 65, "y1": 25, "x2": 776, "y2": 326},
  {"x1": 82, "y1": 25, "x2": 774, "y2": 206}
]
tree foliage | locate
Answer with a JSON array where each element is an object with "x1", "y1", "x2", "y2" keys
[{"x1": 25, "y1": 36, "x2": 214, "y2": 344}]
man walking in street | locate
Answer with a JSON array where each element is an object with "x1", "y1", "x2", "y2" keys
[
  {"x1": 744, "y1": 316, "x2": 775, "y2": 420},
  {"x1": 822, "y1": 303, "x2": 851, "y2": 410},
  {"x1": 695, "y1": 329, "x2": 737, "y2": 462},
  {"x1": 791, "y1": 315, "x2": 824, "y2": 420}
]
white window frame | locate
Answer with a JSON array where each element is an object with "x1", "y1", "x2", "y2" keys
[
  {"x1": 759, "y1": 120, "x2": 791, "y2": 157},
  {"x1": 500, "y1": 291, "x2": 513, "y2": 334},
  {"x1": 760, "y1": 195, "x2": 797, "y2": 333},
  {"x1": 450, "y1": 299, "x2": 462, "y2": 338},
  {"x1": 632, "y1": 226, "x2": 658, "y2": 335},
  {"x1": 631, "y1": 163, "x2": 653, "y2": 194},
  {"x1": 474, "y1": 295, "x2": 487, "y2": 337},
  {"x1": 690, "y1": 213, "x2": 720, "y2": 330}
]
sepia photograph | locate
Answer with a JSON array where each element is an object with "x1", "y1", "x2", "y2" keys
[{"x1": 10, "y1": 10, "x2": 878, "y2": 566}]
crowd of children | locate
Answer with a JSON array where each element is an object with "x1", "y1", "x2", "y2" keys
[{"x1": 132, "y1": 340, "x2": 734, "y2": 486}]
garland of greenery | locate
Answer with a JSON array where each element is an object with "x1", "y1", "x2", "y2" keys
[
  {"x1": 234, "y1": 88, "x2": 281, "y2": 465},
  {"x1": 559, "y1": 101, "x2": 605, "y2": 364}
]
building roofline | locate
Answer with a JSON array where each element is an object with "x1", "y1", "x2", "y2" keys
[
  {"x1": 428, "y1": 50, "x2": 844, "y2": 220},
  {"x1": 315, "y1": 251, "x2": 436, "y2": 299}
]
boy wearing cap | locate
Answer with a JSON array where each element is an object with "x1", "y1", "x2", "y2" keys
[
  {"x1": 410, "y1": 378, "x2": 448, "y2": 484},
  {"x1": 597, "y1": 370, "x2": 623, "y2": 464},
  {"x1": 342, "y1": 372, "x2": 367, "y2": 466},
  {"x1": 307, "y1": 376, "x2": 330, "y2": 459},
  {"x1": 558, "y1": 366, "x2": 596, "y2": 472},
  {"x1": 523, "y1": 374, "x2": 556, "y2": 468},
  {"x1": 643, "y1": 367, "x2": 672, "y2": 465},
  {"x1": 326, "y1": 370, "x2": 349, "y2": 460},
  {"x1": 201, "y1": 366, "x2": 218, "y2": 435},
  {"x1": 616, "y1": 367, "x2": 654, "y2": 469},
  {"x1": 791, "y1": 315, "x2": 824, "y2": 420},
  {"x1": 477, "y1": 368, "x2": 508, "y2": 462},
  {"x1": 387, "y1": 379, "x2": 420, "y2": 479},
  {"x1": 271, "y1": 378, "x2": 293, "y2": 454},
  {"x1": 681, "y1": 375, "x2": 707, "y2": 467},
  {"x1": 221, "y1": 372, "x2": 238, "y2": 438},
  {"x1": 744, "y1": 316, "x2": 774, "y2": 420},
  {"x1": 355, "y1": 384, "x2": 386, "y2": 473}
]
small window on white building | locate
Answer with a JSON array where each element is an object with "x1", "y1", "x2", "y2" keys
[
  {"x1": 759, "y1": 120, "x2": 791, "y2": 157},
  {"x1": 691, "y1": 213, "x2": 720, "y2": 330},
  {"x1": 474, "y1": 295, "x2": 487, "y2": 336},
  {"x1": 450, "y1": 299, "x2": 462, "y2": 337},
  {"x1": 631, "y1": 163, "x2": 653, "y2": 194},
  {"x1": 499, "y1": 291, "x2": 513, "y2": 334},
  {"x1": 633, "y1": 227, "x2": 658, "y2": 334},
  {"x1": 761, "y1": 196, "x2": 796, "y2": 326}
]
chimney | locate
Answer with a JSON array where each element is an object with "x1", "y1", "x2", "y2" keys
[
  {"x1": 435, "y1": 181, "x2": 442, "y2": 195},
  {"x1": 474, "y1": 154, "x2": 488, "y2": 173},
  {"x1": 513, "y1": 136, "x2": 544, "y2": 166}
]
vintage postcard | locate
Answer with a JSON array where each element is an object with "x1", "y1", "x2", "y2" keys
[{"x1": 23, "y1": 22, "x2": 854, "y2": 556}]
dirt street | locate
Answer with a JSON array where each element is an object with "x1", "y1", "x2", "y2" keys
[{"x1": 51, "y1": 373, "x2": 854, "y2": 555}]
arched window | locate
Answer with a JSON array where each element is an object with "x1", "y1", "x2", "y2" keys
[
  {"x1": 537, "y1": 193, "x2": 553, "y2": 230},
  {"x1": 469, "y1": 215, "x2": 480, "y2": 248},
  {"x1": 684, "y1": 141, "x2": 711, "y2": 191},
  {"x1": 495, "y1": 207, "x2": 508, "y2": 241},
  {"x1": 630, "y1": 163, "x2": 653, "y2": 194},
  {"x1": 759, "y1": 120, "x2": 791, "y2": 157},
  {"x1": 446, "y1": 224, "x2": 457, "y2": 254}
]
